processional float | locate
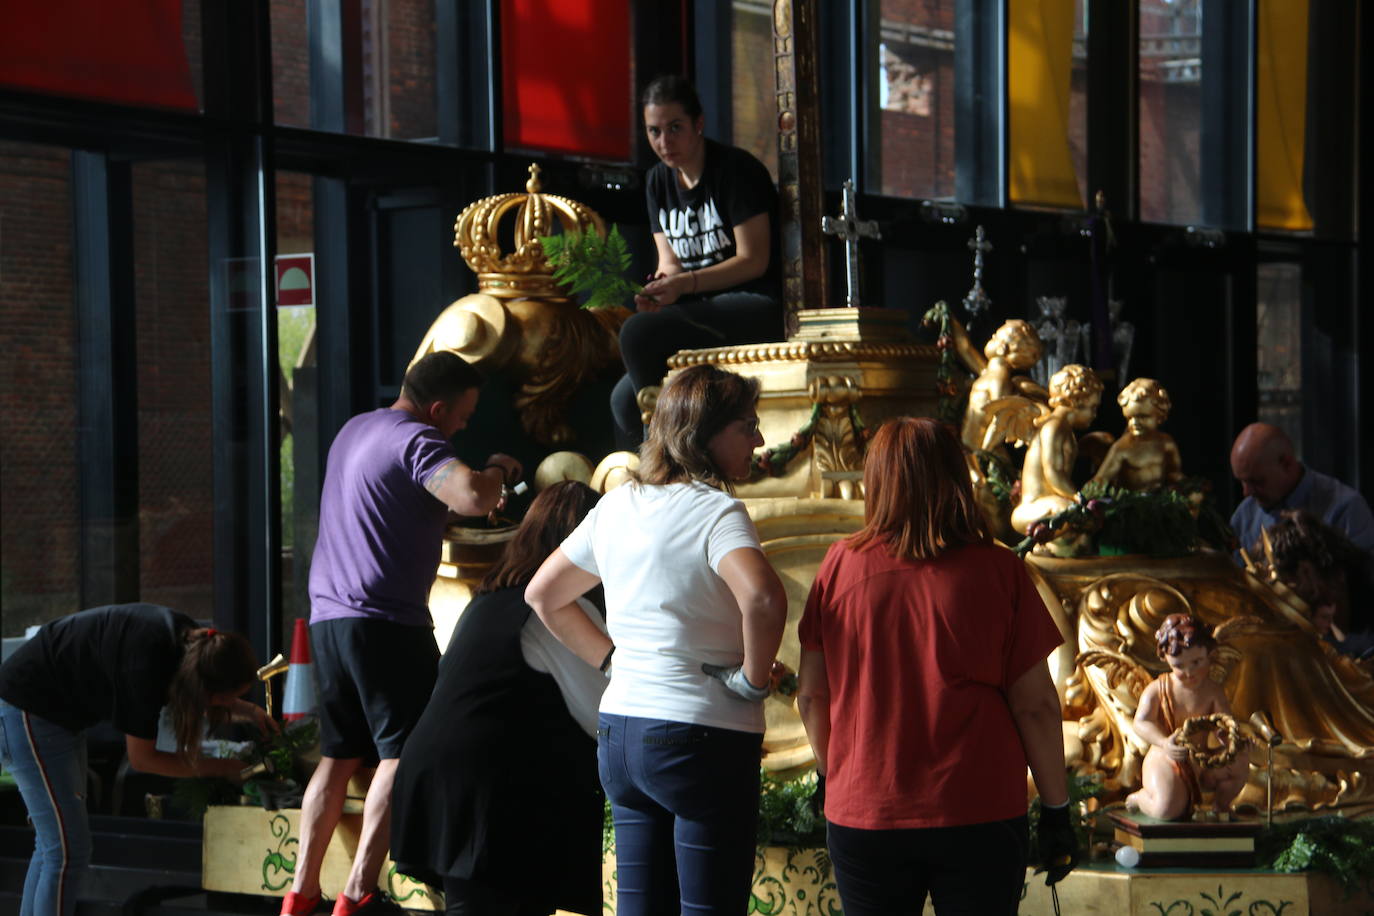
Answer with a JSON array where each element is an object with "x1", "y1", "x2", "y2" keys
[{"x1": 202, "y1": 167, "x2": 1374, "y2": 915}]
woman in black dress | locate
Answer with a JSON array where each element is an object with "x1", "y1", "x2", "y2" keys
[{"x1": 390, "y1": 481, "x2": 608, "y2": 916}]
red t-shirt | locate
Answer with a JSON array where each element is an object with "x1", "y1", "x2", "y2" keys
[{"x1": 798, "y1": 539, "x2": 1062, "y2": 830}]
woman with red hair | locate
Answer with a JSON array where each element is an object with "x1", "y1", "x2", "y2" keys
[{"x1": 797, "y1": 417, "x2": 1076, "y2": 914}]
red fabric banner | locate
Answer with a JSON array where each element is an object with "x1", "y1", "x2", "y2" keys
[
  {"x1": 501, "y1": 0, "x2": 631, "y2": 161},
  {"x1": 0, "y1": 0, "x2": 197, "y2": 111}
]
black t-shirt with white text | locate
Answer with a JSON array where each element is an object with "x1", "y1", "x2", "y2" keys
[
  {"x1": 645, "y1": 138, "x2": 780, "y2": 299},
  {"x1": 0, "y1": 603, "x2": 194, "y2": 738}
]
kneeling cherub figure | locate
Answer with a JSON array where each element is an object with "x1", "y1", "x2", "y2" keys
[{"x1": 1126, "y1": 614, "x2": 1249, "y2": 821}]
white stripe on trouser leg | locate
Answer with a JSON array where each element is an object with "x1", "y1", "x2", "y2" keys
[{"x1": 21, "y1": 711, "x2": 70, "y2": 916}]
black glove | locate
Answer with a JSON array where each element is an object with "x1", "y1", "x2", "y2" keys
[{"x1": 1037, "y1": 802, "x2": 1078, "y2": 886}]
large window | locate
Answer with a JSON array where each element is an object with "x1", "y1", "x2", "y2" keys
[
  {"x1": 0, "y1": 142, "x2": 79, "y2": 635},
  {"x1": 1256, "y1": 262, "x2": 1303, "y2": 453},
  {"x1": 1138, "y1": 0, "x2": 1203, "y2": 225},
  {"x1": 730, "y1": 1, "x2": 779, "y2": 181},
  {"x1": 1008, "y1": 0, "x2": 1088, "y2": 209},
  {"x1": 132, "y1": 160, "x2": 215, "y2": 619},
  {"x1": 272, "y1": 0, "x2": 439, "y2": 140},
  {"x1": 274, "y1": 172, "x2": 318, "y2": 628},
  {"x1": 873, "y1": 0, "x2": 957, "y2": 199}
]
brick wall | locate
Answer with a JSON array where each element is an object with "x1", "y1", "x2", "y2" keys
[
  {"x1": 131, "y1": 161, "x2": 216, "y2": 621},
  {"x1": 272, "y1": 0, "x2": 310, "y2": 127},
  {"x1": 1139, "y1": 80, "x2": 1202, "y2": 225},
  {"x1": 878, "y1": 1, "x2": 957, "y2": 199},
  {"x1": 0, "y1": 142, "x2": 81, "y2": 635},
  {"x1": 387, "y1": 0, "x2": 437, "y2": 139}
]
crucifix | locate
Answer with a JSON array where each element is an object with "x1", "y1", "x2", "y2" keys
[
  {"x1": 962, "y1": 225, "x2": 992, "y2": 329},
  {"x1": 821, "y1": 179, "x2": 882, "y2": 309}
]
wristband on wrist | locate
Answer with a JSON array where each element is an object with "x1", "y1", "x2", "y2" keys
[
  {"x1": 689, "y1": 269, "x2": 698, "y2": 293},
  {"x1": 599, "y1": 646, "x2": 615, "y2": 672}
]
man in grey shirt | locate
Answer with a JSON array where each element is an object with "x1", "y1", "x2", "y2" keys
[{"x1": 1229, "y1": 422, "x2": 1374, "y2": 561}]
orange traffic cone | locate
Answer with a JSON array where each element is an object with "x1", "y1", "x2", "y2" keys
[{"x1": 282, "y1": 618, "x2": 318, "y2": 721}]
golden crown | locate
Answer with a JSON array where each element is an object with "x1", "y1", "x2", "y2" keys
[{"x1": 452, "y1": 164, "x2": 605, "y2": 299}]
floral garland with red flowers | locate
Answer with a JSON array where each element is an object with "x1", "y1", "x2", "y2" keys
[
  {"x1": 748, "y1": 402, "x2": 874, "y2": 480},
  {"x1": 920, "y1": 300, "x2": 965, "y2": 425},
  {"x1": 750, "y1": 403, "x2": 822, "y2": 478}
]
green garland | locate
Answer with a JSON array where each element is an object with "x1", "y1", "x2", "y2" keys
[
  {"x1": 756, "y1": 770, "x2": 826, "y2": 848},
  {"x1": 974, "y1": 448, "x2": 1017, "y2": 505},
  {"x1": 750, "y1": 404, "x2": 822, "y2": 479},
  {"x1": 920, "y1": 300, "x2": 966, "y2": 425},
  {"x1": 1258, "y1": 816, "x2": 1374, "y2": 894},
  {"x1": 1012, "y1": 479, "x2": 1232, "y2": 558},
  {"x1": 537, "y1": 225, "x2": 642, "y2": 309}
]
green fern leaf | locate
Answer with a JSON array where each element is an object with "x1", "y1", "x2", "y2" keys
[{"x1": 538, "y1": 225, "x2": 642, "y2": 310}]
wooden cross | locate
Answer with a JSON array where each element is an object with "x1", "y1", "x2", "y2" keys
[{"x1": 821, "y1": 180, "x2": 882, "y2": 309}]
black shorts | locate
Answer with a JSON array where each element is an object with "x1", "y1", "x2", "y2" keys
[{"x1": 310, "y1": 617, "x2": 440, "y2": 764}]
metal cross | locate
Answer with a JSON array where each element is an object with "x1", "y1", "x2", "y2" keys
[
  {"x1": 962, "y1": 224, "x2": 992, "y2": 321},
  {"x1": 821, "y1": 179, "x2": 881, "y2": 308}
]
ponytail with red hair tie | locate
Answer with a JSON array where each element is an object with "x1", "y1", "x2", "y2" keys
[{"x1": 205, "y1": 628, "x2": 218, "y2": 639}]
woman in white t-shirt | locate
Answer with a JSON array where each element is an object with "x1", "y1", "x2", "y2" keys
[{"x1": 527, "y1": 364, "x2": 787, "y2": 916}]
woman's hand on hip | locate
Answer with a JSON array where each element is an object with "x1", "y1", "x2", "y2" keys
[{"x1": 702, "y1": 663, "x2": 770, "y2": 702}]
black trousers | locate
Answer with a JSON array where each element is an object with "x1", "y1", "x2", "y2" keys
[
  {"x1": 826, "y1": 816, "x2": 1030, "y2": 915},
  {"x1": 610, "y1": 291, "x2": 780, "y2": 446}
]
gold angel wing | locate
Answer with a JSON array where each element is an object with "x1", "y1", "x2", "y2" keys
[
  {"x1": 1075, "y1": 648, "x2": 1154, "y2": 703},
  {"x1": 980, "y1": 395, "x2": 1051, "y2": 450},
  {"x1": 1210, "y1": 643, "x2": 1244, "y2": 684}
]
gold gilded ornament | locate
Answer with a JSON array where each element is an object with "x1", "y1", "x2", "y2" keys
[
  {"x1": 533, "y1": 451, "x2": 595, "y2": 491},
  {"x1": 413, "y1": 164, "x2": 630, "y2": 445},
  {"x1": 452, "y1": 163, "x2": 603, "y2": 299}
]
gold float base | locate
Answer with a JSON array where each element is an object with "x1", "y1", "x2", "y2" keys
[{"x1": 202, "y1": 808, "x2": 1370, "y2": 915}]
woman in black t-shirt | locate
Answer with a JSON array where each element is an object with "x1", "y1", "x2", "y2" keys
[
  {"x1": 611, "y1": 75, "x2": 783, "y2": 447},
  {"x1": 0, "y1": 604, "x2": 269, "y2": 916}
]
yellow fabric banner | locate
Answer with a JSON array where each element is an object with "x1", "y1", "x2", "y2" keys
[
  {"x1": 1008, "y1": 0, "x2": 1083, "y2": 209},
  {"x1": 1256, "y1": 0, "x2": 1312, "y2": 231}
]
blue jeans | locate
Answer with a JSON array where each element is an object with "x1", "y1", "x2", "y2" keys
[
  {"x1": 0, "y1": 700, "x2": 92, "y2": 916},
  {"x1": 827, "y1": 816, "x2": 1029, "y2": 915},
  {"x1": 598, "y1": 714, "x2": 762, "y2": 916}
]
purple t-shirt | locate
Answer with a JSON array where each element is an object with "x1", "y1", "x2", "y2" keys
[{"x1": 309, "y1": 408, "x2": 458, "y2": 627}]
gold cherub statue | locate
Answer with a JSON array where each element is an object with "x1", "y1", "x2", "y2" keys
[
  {"x1": 985, "y1": 363, "x2": 1103, "y2": 535},
  {"x1": 950, "y1": 317, "x2": 1049, "y2": 454},
  {"x1": 1089, "y1": 378, "x2": 1184, "y2": 492}
]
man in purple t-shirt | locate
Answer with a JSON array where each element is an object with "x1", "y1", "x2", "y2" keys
[{"x1": 284, "y1": 351, "x2": 521, "y2": 916}]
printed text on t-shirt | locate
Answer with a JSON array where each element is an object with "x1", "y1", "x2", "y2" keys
[{"x1": 659, "y1": 199, "x2": 732, "y2": 266}]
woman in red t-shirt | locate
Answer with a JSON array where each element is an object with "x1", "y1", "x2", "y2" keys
[{"x1": 796, "y1": 417, "x2": 1077, "y2": 914}]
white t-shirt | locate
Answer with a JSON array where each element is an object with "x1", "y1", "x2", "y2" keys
[
  {"x1": 520, "y1": 596, "x2": 608, "y2": 738},
  {"x1": 559, "y1": 480, "x2": 766, "y2": 733}
]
